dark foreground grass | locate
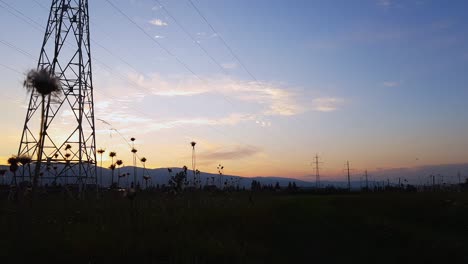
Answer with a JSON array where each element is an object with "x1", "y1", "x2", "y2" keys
[{"x1": 0, "y1": 191, "x2": 467, "y2": 263}]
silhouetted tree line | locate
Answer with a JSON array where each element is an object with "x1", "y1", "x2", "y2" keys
[{"x1": 249, "y1": 180, "x2": 299, "y2": 192}]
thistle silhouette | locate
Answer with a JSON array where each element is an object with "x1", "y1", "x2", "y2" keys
[{"x1": 23, "y1": 68, "x2": 61, "y2": 191}]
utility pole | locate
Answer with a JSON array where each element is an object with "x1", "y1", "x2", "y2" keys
[
  {"x1": 313, "y1": 154, "x2": 321, "y2": 189},
  {"x1": 365, "y1": 170, "x2": 369, "y2": 191},
  {"x1": 458, "y1": 171, "x2": 462, "y2": 185},
  {"x1": 346, "y1": 161, "x2": 351, "y2": 192}
]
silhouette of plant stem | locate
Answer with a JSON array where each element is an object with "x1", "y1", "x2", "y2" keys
[{"x1": 23, "y1": 69, "x2": 61, "y2": 193}]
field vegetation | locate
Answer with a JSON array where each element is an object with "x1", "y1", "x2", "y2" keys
[{"x1": 1, "y1": 190, "x2": 467, "y2": 263}]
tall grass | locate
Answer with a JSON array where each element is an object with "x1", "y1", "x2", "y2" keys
[{"x1": 0, "y1": 192, "x2": 467, "y2": 263}]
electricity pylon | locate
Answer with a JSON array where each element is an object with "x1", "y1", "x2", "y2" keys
[
  {"x1": 364, "y1": 170, "x2": 369, "y2": 190},
  {"x1": 346, "y1": 161, "x2": 351, "y2": 191},
  {"x1": 312, "y1": 154, "x2": 322, "y2": 188},
  {"x1": 17, "y1": 0, "x2": 96, "y2": 190}
]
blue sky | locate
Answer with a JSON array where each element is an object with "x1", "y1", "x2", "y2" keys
[{"x1": 0, "y1": 0, "x2": 467, "y2": 179}]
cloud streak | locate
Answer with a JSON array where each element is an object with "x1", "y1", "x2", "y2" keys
[
  {"x1": 92, "y1": 72, "x2": 344, "y2": 136},
  {"x1": 221, "y1": 62, "x2": 237, "y2": 69},
  {"x1": 149, "y1": 19, "x2": 168, "y2": 27},
  {"x1": 198, "y1": 145, "x2": 261, "y2": 161},
  {"x1": 127, "y1": 73, "x2": 305, "y2": 116},
  {"x1": 383, "y1": 81, "x2": 400, "y2": 87},
  {"x1": 377, "y1": 0, "x2": 392, "y2": 7},
  {"x1": 312, "y1": 97, "x2": 344, "y2": 112}
]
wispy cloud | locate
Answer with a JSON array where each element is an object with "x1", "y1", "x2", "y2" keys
[
  {"x1": 198, "y1": 145, "x2": 261, "y2": 161},
  {"x1": 377, "y1": 0, "x2": 392, "y2": 7},
  {"x1": 94, "y1": 88, "x2": 258, "y2": 134},
  {"x1": 383, "y1": 81, "x2": 400, "y2": 87},
  {"x1": 145, "y1": 113, "x2": 257, "y2": 131},
  {"x1": 307, "y1": 24, "x2": 404, "y2": 52},
  {"x1": 196, "y1": 32, "x2": 218, "y2": 40},
  {"x1": 151, "y1": 5, "x2": 162, "y2": 11},
  {"x1": 92, "y1": 72, "x2": 343, "y2": 137},
  {"x1": 255, "y1": 120, "x2": 271, "y2": 127},
  {"x1": 127, "y1": 73, "x2": 305, "y2": 116},
  {"x1": 225, "y1": 81, "x2": 304, "y2": 116},
  {"x1": 431, "y1": 20, "x2": 454, "y2": 31},
  {"x1": 149, "y1": 19, "x2": 168, "y2": 27},
  {"x1": 312, "y1": 97, "x2": 344, "y2": 112},
  {"x1": 221, "y1": 62, "x2": 237, "y2": 69}
]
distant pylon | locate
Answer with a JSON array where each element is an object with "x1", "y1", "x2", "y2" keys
[
  {"x1": 17, "y1": 0, "x2": 96, "y2": 190},
  {"x1": 365, "y1": 170, "x2": 369, "y2": 190},
  {"x1": 346, "y1": 161, "x2": 351, "y2": 191},
  {"x1": 313, "y1": 154, "x2": 321, "y2": 188}
]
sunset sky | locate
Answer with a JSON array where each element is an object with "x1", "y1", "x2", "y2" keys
[{"x1": 0, "y1": 0, "x2": 467, "y2": 180}]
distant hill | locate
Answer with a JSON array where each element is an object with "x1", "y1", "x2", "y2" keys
[
  {"x1": 0, "y1": 164, "x2": 315, "y2": 188},
  {"x1": 1, "y1": 162, "x2": 467, "y2": 188},
  {"x1": 369, "y1": 163, "x2": 468, "y2": 185}
]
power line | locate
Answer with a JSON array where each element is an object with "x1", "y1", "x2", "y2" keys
[
  {"x1": 92, "y1": 56, "x2": 248, "y2": 145},
  {"x1": 187, "y1": 0, "x2": 262, "y2": 84},
  {"x1": 105, "y1": 0, "x2": 244, "y2": 108},
  {"x1": 4, "y1": 60, "x2": 245, "y2": 172},
  {"x1": 91, "y1": 56, "x2": 155, "y2": 96},
  {"x1": 91, "y1": 40, "x2": 141, "y2": 75},
  {"x1": 0, "y1": 63, "x2": 22, "y2": 74},
  {"x1": 104, "y1": 0, "x2": 203, "y2": 82},
  {"x1": 0, "y1": 1, "x2": 151, "y2": 97},
  {"x1": 15, "y1": 1, "x2": 255, "y2": 142},
  {"x1": 0, "y1": 36, "x2": 245, "y2": 154},
  {"x1": 346, "y1": 161, "x2": 351, "y2": 191},
  {"x1": 0, "y1": 0, "x2": 45, "y2": 31},
  {"x1": 153, "y1": 0, "x2": 230, "y2": 76},
  {"x1": 1, "y1": 1, "x2": 254, "y2": 157},
  {"x1": 153, "y1": 0, "x2": 289, "y2": 120},
  {"x1": 30, "y1": 0, "x2": 145, "y2": 77},
  {"x1": 1, "y1": 62, "x2": 168, "y2": 167},
  {"x1": 311, "y1": 154, "x2": 322, "y2": 188},
  {"x1": 153, "y1": 0, "x2": 272, "y2": 125},
  {"x1": 0, "y1": 39, "x2": 35, "y2": 59},
  {"x1": 0, "y1": 0, "x2": 45, "y2": 29},
  {"x1": 102, "y1": 0, "x2": 258, "y2": 141},
  {"x1": 4, "y1": 0, "x2": 165, "y2": 99},
  {"x1": 32, "y1": 0, "x2": 47, "y2": 10},
  {"x1": 365, "y1": 170, "x2": 369, "y2": 190}
]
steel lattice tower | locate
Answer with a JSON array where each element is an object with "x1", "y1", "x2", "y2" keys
[{"x1": 17, "y1": 0, "x2": 96, "y2": 189}]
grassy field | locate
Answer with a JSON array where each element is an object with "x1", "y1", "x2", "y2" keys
[{"x1": 0, "y1": 191, "x2": 467, "y2": 263}]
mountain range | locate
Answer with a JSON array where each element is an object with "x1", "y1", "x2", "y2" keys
[{"x1": 1, "y1": 162, "x2": 467, "y2": 188}]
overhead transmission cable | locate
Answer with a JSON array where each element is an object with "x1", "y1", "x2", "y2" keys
[
  {"x1": 0, "y1": 2, "x2": 165, "y2": 101},
  {"x1": 153, "y1": 0, "x2": 230, "y2": 76},
  {"x1": 0, "y1": 1, "x2": 250, "y2": 147},
  {"x1": 187, "y1": 0, "x2": 264, "y2": 85},
  {"x1": 28, "y1": 0, "x2": 250, "y2": 133},
  {"x1": 104, "y1": 0, "x2": 203, "y2": 82},
  {"x1": 0, "y1": 39, "x2": 35, "y2": 60},
  {"x1": 29, "y1": 0, "x2": 142, "y2": 76},
  {"x1": 0, "y1": 1, "x2": 44, "y2": 31},
  {"x1": 152, "y1": 0, "x2": 270, "y2": 117},
  {"x1": 0, "y1": 63, "x2": 23, "y2": 74}
]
